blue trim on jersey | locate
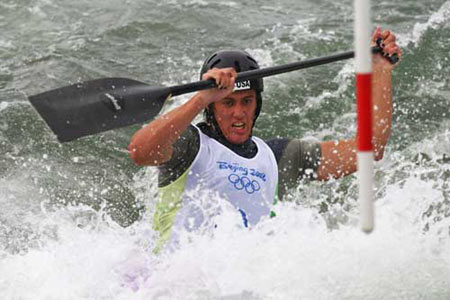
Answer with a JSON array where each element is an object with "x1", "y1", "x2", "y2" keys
[{"x1": 238, "y1": 209, "x2": 249, "y2": 228}]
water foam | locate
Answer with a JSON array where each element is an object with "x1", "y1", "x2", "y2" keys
[
  {"x1": 133, "y1": 176, "x2": 450, "y2": 299},
  {"x1": 2, "y1": 162, "x2": 449, "y2": 300}
]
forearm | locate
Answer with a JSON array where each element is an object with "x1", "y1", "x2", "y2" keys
[
  {"x1": 371, "y1": 57, "x2": 393, "y2": 160},
  {"x1": 128, "y1": 93, "x2": 208, "y2": 165}
]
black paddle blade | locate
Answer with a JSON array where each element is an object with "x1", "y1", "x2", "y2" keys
[{"x1": 29, "y1": 78, "x2": 170, "y2": 142}]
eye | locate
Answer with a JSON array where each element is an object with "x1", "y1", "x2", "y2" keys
[
  {"x1": 243, "y1": 97, "x2": 253, "y2": 105},
  {"x1": 223, "y1": 99, "x2": 234, "y2": 107}
]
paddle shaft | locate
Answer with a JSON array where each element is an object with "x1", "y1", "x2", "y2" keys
[{"x1": 170, "y1": 47, "x2": 389, "y2": 97}]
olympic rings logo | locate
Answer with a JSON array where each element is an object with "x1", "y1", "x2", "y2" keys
[{"x1": 228, "y1": 174, "x2": 261, "y2": 194}]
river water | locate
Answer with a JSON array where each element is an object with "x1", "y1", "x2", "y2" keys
[{"x1": 1, "y1": 0, "x2": 449, "y2": 299}]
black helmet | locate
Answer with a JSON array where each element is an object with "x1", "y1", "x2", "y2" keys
[{"x1": 199, "y1": 50, "x2": 264, "y2": 129}]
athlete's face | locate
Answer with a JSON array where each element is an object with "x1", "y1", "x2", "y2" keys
[{"x1": 213, "y1": 89, "x2": 257, "y2": 144}]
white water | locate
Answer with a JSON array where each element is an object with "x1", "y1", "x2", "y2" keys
[
  {"x1": 1, "y1": 126, "x2": 449, "y2": 299},
  {"x1": 1, "y1": 181, "x2": 449, "y2": 299}
]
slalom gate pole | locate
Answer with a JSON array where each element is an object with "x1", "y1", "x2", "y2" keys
[{"x1": 355, "y1": 0, "x2": 374, "y2": 233}]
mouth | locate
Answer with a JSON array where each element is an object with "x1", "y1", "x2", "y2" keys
[{"x1": 231, "y1": 122, "x2": 245, "y2": 130}]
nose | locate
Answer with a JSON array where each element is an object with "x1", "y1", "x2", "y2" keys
[
  {"x1": 231, "y1": 102, "x2": 247, "y2": 119},
  {"x1": 231, "y1": 105, "x2": 245, "y2": 119}
]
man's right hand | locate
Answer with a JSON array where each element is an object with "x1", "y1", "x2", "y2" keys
[{"x1": 197, "y1": 67, "x2": 237, "y2": 105}]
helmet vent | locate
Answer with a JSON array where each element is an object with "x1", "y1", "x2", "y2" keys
[
  {"x1": 246, "y1": 55, "x2": 257, "y2": 64},
  {"x1": 209, "y1": 59, "x2": 221, "y2": 69},
  {"x1": 206, "y1": 54, "x2": 217, "y2": 64}
]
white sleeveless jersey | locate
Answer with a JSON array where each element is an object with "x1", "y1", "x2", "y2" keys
[
  {"x1": 153, "y1": 126, "x2": 278, "y2": 250},
  {"x1": 185, "y1": 128, "x2": 278, "y2": 225}
]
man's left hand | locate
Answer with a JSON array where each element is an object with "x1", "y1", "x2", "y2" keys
[{"x1": 371, "y1": 26, "x2": 402, "y2": 70}]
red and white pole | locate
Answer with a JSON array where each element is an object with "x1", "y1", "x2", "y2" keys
[{"x1": 354, "y1": 0, "x2": 374, "y2": 233}]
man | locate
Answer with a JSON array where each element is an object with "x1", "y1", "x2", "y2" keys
[{"x1": 128, "y1": 27, "x2": 401, "y2": 249}]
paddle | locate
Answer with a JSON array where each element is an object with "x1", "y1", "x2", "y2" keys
[{"x1": 29, "y1": 46, "x2": 397, "y2": 143}]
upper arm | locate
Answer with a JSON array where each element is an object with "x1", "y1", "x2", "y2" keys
[
  {"x1": 157, "y1": 125, "x2": 200, "y2": 187},
  {"x1": 128, "y1": 130, "x2": 174, "y2": 166},
  {"x1": 317, "y1": 139, "x2": 358, "y2": 181},
  {"x1": 267, "y1": 138, "x2": 321, "y2": 197}
]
